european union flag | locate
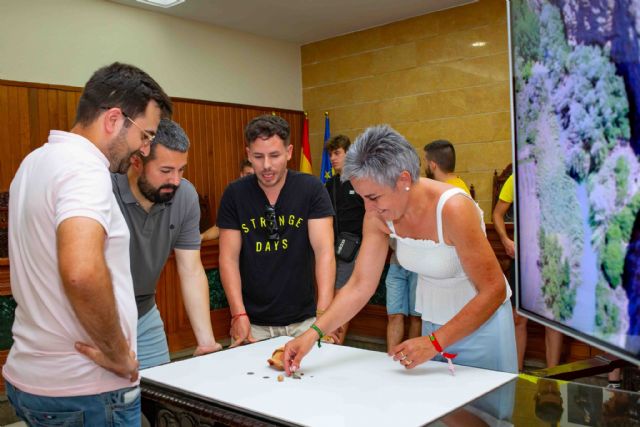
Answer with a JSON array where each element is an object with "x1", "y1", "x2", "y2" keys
[{"x1": 320, "y1": 114, "x2": 333, "y2": 183}]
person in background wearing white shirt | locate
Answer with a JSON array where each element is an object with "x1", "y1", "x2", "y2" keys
[{"x1": 3, "y1": 62, "x2": 172, "y2": 425}]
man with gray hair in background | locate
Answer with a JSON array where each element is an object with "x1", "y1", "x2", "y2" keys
[{"x1": 112, "y1": 119, "x2": 222, "y2": 370}]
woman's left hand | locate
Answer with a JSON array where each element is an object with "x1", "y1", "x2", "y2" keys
[{"x1": 390, "y1": 336, "x2": 438, "y2": 369}]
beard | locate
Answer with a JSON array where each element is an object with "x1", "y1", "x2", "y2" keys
[
  {"x1": 425, "y1": 166, "x2": 435, "y2": 179},
  {"x1": 107, "y1": 128, "x2": 137, "y2": 174},
  {"x1": 137, "y1": 173, "x2": 179, "y2": 203}
]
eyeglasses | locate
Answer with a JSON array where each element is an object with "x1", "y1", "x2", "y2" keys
[
  {"x1": 121, "y1": 112, "x2": 155, "y2": 147},
  {"x1": 264, "y1": 205, "x2": 280, "y2": 241},
  {"x1": 101, "y1": 106, "x2": 155, "y2": 148}
]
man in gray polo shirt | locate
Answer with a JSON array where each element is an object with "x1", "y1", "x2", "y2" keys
[{"x1": 113, "y1": 119, "x2": 221, "y2": 369}]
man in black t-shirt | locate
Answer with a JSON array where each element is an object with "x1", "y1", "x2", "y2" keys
[
  {"x1": 217, "y1": 115, "x2": 335, "y2": 346},
  {"x1": 324, "y1": 135, "x2": 365, "y2": 344}
]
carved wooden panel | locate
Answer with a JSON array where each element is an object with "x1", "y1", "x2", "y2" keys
[{"x1": 142, "y1": 379, "x2": 292, "y2": 426}]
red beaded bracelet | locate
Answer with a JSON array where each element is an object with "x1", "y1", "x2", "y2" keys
[
  {"x1": 428, "y1": 333, "x2": 457, "y2": 375},
  {"x1": 231, "y1": 312, "x2": 248, "y2": 323}
]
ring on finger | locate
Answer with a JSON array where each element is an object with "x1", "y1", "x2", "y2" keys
[
  {"x1": 405, "y1": 359, "x2": 413, "y2": 365},
  {"x1": 398, "y1": 351, "x2": 405, "y2": 359}
]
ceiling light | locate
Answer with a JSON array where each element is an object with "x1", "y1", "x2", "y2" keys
[
  {"x1": 136, "y1": 0, "x2": 185, "y2": 8},
  {"x1": 471, "y1": 41, "x2": 487, "y2": 47}
]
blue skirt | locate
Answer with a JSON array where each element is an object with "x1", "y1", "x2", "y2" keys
[
  {"x1": 421, "y1": 300, "x2": 518, "y2": 374},
  {"x1": 422, "y1": 301, "x2": 518, "y2": 420}
]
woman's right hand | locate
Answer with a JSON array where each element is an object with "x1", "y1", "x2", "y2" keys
[{"x1": 283, "y1": 329, "x2": 317, "y2": 375}]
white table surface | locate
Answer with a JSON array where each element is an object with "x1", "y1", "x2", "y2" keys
[{"x1": 142, "y1": 336, "x2": 517, "y2": 427}]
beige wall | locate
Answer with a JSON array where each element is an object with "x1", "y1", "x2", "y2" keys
[
  {"x1": 0, "y1": 0, "x2": 302, "y2": 110},
  {"x1": 301, "y1": 0, "x2": 512, "y2": 217}
]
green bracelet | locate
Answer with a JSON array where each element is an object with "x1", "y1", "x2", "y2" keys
[{"x1": 310, "y1": 324, "x2": 324, "y2": 348}]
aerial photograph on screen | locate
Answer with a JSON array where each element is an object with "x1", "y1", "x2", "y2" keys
[{"x1": 512, "y1": 0, "x2": 640, "y2": 357}]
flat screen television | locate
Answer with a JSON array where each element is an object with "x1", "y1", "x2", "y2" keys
[{"x1": 509, "y1": 0, "x2": 640, "y2": 365}]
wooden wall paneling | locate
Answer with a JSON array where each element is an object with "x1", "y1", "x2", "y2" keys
[
  {"x1": 155, "y1": 253, "x2": 196, "y2": 353},
  {"x1": 0, "y1": 86, "x2": 9, "y2": 189},
  {"x1": 217, "y1": 105, "x2": 227, "y2": 200},
  {"x1": 193, "y1": 102, "x2": 203, "y2": 191},
  {"x1": 225, "y1": 105, "x2": 238, "y2": 204},
  {"x1": 57, "y1": 89, "x2": 68, "y2": 131},
  {"x1": 216, "y1": 104, "x2": 229, "y2": 201},
  {"x1": 155, "y1": 256, "x2": 172, "y2": 332},
  {"x1": 0, "y1": 82, "x2": 83, "y2": 191},
  {"x1": 214, "y1": 105, "x2": 223, "y2": 219},
  {"x1": 349, "y1": 305, "x2": 387, "y2": 339},
  {"x1": 195, "y1": 103, "x2": 206, "y2": 194},
  {"x1": 173, "y1": 102, "x2": 190, "y2": 184},
  {"x1": 186, "y1": 102, "x2": 197, "y2": 190},
  {"x1": 206, "y1": 104, "x2": 215, "y2": 221},
  {"x1": 209, "y1": 105, "x2": 221, "y2": 221},
  {"x1": 27, "y1": 88, "x2": 40, "y2": 154},
  {"x1": 197, "y1": 104, "x2": 206, "y2": 197},
  {"x1": 156, "y1": 247, "x2": 231, "y2": 352},
  {"x1": 17, "y1": 88, "x2": 31, "y2": 176},
  {"x1": 183, "y1": 102, "x2": 194, "y2": 153},
  {"x1": 211, "y1": 308, "x2": 231, "y2": 342},
  {"x1": 36, "y1": 90, "x2": 50, "y2": 146},
  {"x1": 7, "y1": 87, "x2": 20, "y2": 188},
  {"x1": 211, "y1": 105, "x2": 221, "y2": 191},
  {"x1": 47, "y1": 89, "x2": 59, "y2": 131},
  {"x1": 63, "y1": 91, "x2": 72, "y2": 129},
  {"x1": 71, "y1": 92, "x2": 80, "y2": 126},
  {"x1": 0, "y1": 259, "x2": 10, "y2": 296},
  {"x1": 201, "y1": 103, "x2": 212, "y2": 200},
  {"x1": 228, "y1": 105, "x2": 240, "y2": 180}
]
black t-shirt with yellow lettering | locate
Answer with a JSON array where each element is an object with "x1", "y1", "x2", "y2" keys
[{"x1": 217, "y1": 170, "x2": 334, "y2": 326}]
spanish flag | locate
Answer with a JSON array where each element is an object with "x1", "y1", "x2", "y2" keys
[{"x1": 299, "y1": 113, "x2": 313, "y2": 174}]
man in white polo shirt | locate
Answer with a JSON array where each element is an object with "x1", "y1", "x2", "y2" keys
[{"x1": 3, "y1": 62, "x2": 172, "y2": 425}]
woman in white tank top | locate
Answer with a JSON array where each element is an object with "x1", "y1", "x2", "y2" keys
[{"x1": 284, "y1": 125, "x2": 517, "y2": 376}]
